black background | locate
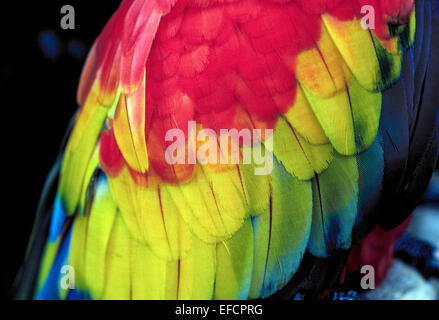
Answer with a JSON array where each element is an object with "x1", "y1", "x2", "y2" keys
[{"x1": 0, "y1": 1, "x2": 120, "y2": 299}]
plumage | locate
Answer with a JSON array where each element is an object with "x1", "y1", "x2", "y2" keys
[{"x1": 15, "y1": 0, "x2": 439, "y2": 300}]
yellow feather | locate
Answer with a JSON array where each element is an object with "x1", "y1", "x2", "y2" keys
[
  {"x1": 83, "y1": 178, "x2": 118, "y2": 299},
  {"x1": 59, "y1": 82, "x2": 108, "y2": 215},
  {"x1": 214, "y1": 219, "x2": 254, "y2": 299},
  {"x1": 107, "y1": 166, "x2": 191, "y2": 260},
  {"x1": 284, "y1": 86, "x2": 329, "y2": 145},
  {"x1": 113, "y1": 90, "x2": 149, "y2": 174},
  {"x1": 322, "y1": 15, "x2": 380, "y2": 91},
  {"x1": 101, "y1": 213, "x2": 131, "y2": 300},
  {"x1": 296, "y1": 23, "x2": 352, "y2": 98},
  {"x1": 68, "y1": 215, "x2": 88, "y2": 292},
  {"x1": 270, "y1": 116, "x2": 333, "y2": 180},
  {"x1": 178, "y1": 235, "x2": 216, "y2": 299},
  {"x1": 303, "y1": 78, "x2": 381, "y2": 156},
  {"x1": 164, "y1": 165, "x2": 247, "y2": 243}
]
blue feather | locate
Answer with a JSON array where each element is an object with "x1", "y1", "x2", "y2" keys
[{"x1": 36, "y1": 226, "x2": 73, "y2": 300}]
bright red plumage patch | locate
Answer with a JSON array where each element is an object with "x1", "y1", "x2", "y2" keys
[
  {"x1": 90, "y1": 0, "x2": 414, "y2": 183},
  {"x1": 99, "y1": 128, "x2": 125, "y2": 177}
]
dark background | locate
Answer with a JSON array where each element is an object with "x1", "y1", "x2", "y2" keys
[{"x1": 0, "y1": 1, "x2": 120, "y2": 299}]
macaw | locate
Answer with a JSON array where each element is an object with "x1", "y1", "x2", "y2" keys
[{"x1": 16, "y1": 0, "x2": 439, "y2": 300}]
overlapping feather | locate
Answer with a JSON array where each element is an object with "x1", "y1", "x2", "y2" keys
[{"x1": 36, "y1": 0, "x2": 417, "y2": 300}]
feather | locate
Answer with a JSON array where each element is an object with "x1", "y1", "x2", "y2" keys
[
  {"x1": 308, "y1": 152, "x2": 359, "y2": 258},
  {"x1": 214, "y1": 219, "x2": 254, "y2": 299},
  {"x1": 352, "y1": 136, "x2": 384, "y2": 241},
  {"x1": 83, "y1": 175, "x2": 117, "y2": 299},
  {"x1": 22, "y1": 0, "x2": 432, "y2": 300},
  {"x1": 36, "y1": 226, "x2": 73, "y2": 300},
  {"x1": 381, "y1": 0, "x2": 439, "y2": 229},
  {"x1": 284, "y1": 86, "x2": 329, "y2": 145},
  {"x1": 303, "y1": 78, "x2": 381, "y2": 156},
  {"x1": 58, "y1": 88, "x2": 108, "y2": 215},
  {"x1": 249, "y1": 157, "x2": 312, "y2": 298},
  {"x1": 100, "y1": 213, "x2": 131, "y2": 300},
  {"x1": 271, "y1": 115, "x2": 333, "y2": 180}
]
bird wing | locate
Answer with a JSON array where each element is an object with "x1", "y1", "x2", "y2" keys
[{"x1": 26, "y1": 0, "x2": 435, "y2": 300}]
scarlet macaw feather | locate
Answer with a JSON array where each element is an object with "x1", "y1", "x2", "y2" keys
[{"x1": 16, "y1": 0, "x2": 439, "y2": 300}]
